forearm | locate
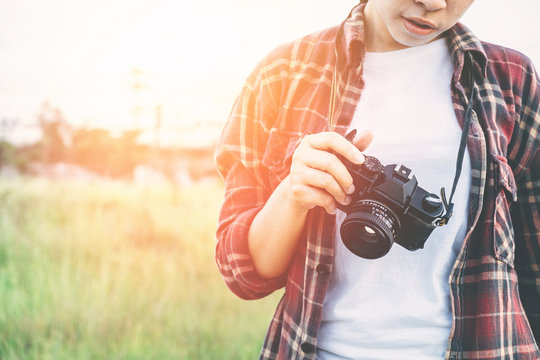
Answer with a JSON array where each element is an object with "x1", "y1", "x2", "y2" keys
[{"x1": 248, "y1": 175, "x2": 309, "y2": 279}]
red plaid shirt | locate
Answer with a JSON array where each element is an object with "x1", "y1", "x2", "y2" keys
[{"x1": 215, "y1": 3, "x2": 540, "y2": 359}]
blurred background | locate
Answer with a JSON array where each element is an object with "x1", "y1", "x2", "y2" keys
[{"x1": 0, "y1": 0, "x2": 538, "y2": 359}]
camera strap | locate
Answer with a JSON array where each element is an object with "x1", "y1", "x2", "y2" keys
[{"x1": 436, "y1": 60, "x2": 477, "y2": 226}]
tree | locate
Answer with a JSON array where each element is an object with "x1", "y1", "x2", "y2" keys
[{"x1": 37, "y1": 101, "x2": 71, "y2": 164}]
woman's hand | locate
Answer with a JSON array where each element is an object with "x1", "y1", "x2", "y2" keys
[
  {"x1": 247, "y1": 130, "x2": 373, "y2": 279},
  {"x1": 287, "y1": 131, "x2": 373, "y2": 215}
]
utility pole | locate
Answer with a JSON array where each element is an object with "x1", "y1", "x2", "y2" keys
[
  {"x1": 154, "y1": 104, "x2": 164, "y2": 177},
  {"x1": 154, "y1": 104, "x2": 162, "y2": 148},
  {"x1": 131, "y1": 68, "x2": 145, "y2": 128}
]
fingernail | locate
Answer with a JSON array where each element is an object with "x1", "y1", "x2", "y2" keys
[
  {"x1": 346, "y1": 185, "x2": 355, "y2": 194},
  {"x1": 355, "y1": 152, "x2": 364, "y2": 164},
  {"x1": 343, "y1": 196, "x2": 352, "y2": 205}
]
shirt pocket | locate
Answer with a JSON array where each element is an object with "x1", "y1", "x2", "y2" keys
[
  {"x1": 492, "y1": 155, "x2": 517, "y2": 267},
  {"x1": 261, "y1": 129, "x2": 303, "y2": 186}
]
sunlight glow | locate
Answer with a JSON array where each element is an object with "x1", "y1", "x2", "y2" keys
[{"x1": 0, "y1": 0, "x2": 538, "y2": 136}]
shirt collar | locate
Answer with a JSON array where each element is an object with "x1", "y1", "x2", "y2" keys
[
  {"x1": 335, "y1": 1, "x2": 367, "y2": 75},
  {"x1": 336, "y1": 2, "x2": 488, "y2": 80},
  {"x1": 446, "y1": 22, "x2": 488, "y2": 79}
]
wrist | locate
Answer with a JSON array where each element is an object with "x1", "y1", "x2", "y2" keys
[{"x1": 280, "y1": 175, "x2": 311, "y2": 216}]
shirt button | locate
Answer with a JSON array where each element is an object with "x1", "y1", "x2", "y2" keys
[
  {"x1": 301, "y1": 342, "x2": 316, "y2": 354},
  {"x1": 316, "y1": 264, "x2": 329, "y2": 275}
]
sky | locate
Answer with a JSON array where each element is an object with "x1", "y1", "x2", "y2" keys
[{"x1": 1, "y1": 0, "x2": 539, "y2": 140}]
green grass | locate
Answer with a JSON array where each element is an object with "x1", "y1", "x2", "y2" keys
[{"x1": 0, "y1": 178, "x2": 282, "y2": 359}]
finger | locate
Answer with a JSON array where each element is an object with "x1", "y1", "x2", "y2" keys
[
  {"x1": 289, "y1": 182, "x2": 340, "y2": 215},
  {"x1": 294, "y1": 166, "x2": 352, "y2": 205},
  {"x1": 300, "y1": 149, "x2": 355, "y2": 195},
  {"x1": 353, "y1": 130, "x2": 374, "y2": 152},
  {"x1": 304, "y1": 132, "x2": 364, "y2": 165}
]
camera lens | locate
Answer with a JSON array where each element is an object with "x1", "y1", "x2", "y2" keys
[
  {"x1": 340, "y1": 200, "x2": 400, "y2": 259},
  {"x1": 362, "y1": 226, "x2": 378, "y2": 241}
]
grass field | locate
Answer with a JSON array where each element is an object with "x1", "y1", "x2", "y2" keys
[{"x1": 0, "y1": 177, "x2": 282, "y2": 359}]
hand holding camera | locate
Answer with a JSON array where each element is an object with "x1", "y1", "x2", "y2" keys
[{"x1": 287, "y1": 131, "x2": 373, "y2": 215}]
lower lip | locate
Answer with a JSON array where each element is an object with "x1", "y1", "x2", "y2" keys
[{"x1": 402, "y1": 18, "x2": 436, "y2": 37}]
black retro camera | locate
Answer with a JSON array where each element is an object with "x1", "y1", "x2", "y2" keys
[{"x1": 338, "y1": 152, "x2": 445, "y2": 260}]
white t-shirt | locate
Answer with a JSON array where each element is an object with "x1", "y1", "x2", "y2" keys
[{"x1": 317, "y1": 38, "x2": 471, "y2": 359}]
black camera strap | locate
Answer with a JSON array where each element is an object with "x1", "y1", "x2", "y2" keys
[{"x1": 436, "y1": 63, "x2": 477, "y2": 226}]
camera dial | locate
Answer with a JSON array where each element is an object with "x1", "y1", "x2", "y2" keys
[{"x1": 362, "y1": 156, "x2": 384, "y2": 175}]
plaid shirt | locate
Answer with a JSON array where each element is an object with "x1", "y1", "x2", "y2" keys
[{"x1": 215, "y1": 3, "x2": 540, "y2": 359}]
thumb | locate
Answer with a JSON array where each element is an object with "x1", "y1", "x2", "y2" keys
[{"x1": 352, "y1": 130, "x2": 373, "y2": 152}]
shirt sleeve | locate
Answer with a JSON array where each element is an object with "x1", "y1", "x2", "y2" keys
[
  {"x1": 510, "y1": 56, "x2": 540, "y2": 341},
  {"x1": 214, "y1": 55, "x2": 290, "y2": 300}
]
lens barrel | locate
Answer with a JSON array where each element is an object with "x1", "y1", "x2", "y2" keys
[{"x1": 340, "y1": 200, "x2": 400, "y2": 259}]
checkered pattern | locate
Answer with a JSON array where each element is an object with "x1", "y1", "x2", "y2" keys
[{"x1": 215, "y1": 2, "x2": 540, "y2": 359}]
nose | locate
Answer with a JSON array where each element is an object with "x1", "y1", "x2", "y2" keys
[{"x1": 414, "y1": 0, "x2": 447, "y2": 11}]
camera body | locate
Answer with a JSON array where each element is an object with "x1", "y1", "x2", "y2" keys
[{"x1": 338, "y1": 154, "x2": 444, "y2": 259}]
